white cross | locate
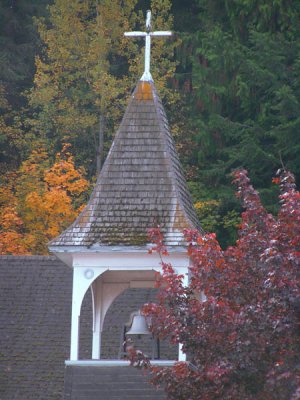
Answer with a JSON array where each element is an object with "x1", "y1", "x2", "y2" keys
[{"x1": 124, "y1": 10, "x2": 172, "y2": 82}]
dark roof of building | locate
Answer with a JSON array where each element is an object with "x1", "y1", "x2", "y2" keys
[
  {"x1": 0, "y1": 256, "x2": 173, "y2": 399},
  {"x1": 0, "y1": 256, "x2": 71, "y2": 400},
  {"x1": 50, "y1": 80, "x2": 201, "y2": 248}
]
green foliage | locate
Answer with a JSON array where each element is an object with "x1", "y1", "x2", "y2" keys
[
  {"x1": 175, "y1": 0, "x2": 300, "y2": 246},
  {"x1": 27, "y1": 0, "x2": 177, "y2": 177},
  {"x1": 1, "y1": 0, "x2": 300, "y2": 252},
  {"x1": 0, "y1": 0, "x2": 49, "y2": 171},
  {"x1": 0, "y1": 0, "x2": 48, "y2": 96},
  {"x1": 192, "y1": 195, "x2": 241, "y2": 248}
]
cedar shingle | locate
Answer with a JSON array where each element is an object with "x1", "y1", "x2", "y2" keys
[{"x1": 49, "y1": 81, "x2": 202, "y2": 248}]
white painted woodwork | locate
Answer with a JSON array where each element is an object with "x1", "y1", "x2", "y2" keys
[
  {"x1": 65, "y1": 359, "x2": 176, "y2": 367},
  {"x1": 65, "y1": 248, "x2": 189, "y2": 361}
]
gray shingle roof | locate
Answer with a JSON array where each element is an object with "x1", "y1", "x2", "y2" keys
[
  {"x1": 50, "y1": 81, "x2": 201, "y2": 248},
  {"x1": 0, "y1": 256, "x2": 71, "y2": 400},
  {"x1": 0, "y1": 256, "x2": 173, "y2": 399}
]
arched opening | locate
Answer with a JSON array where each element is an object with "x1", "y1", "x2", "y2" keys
[
  {"x1": 70, "y1": 268, "x2": 180, "y2": 361},
  {"x1": 101, "y1": 287, "x2": 177, "y2": 360}
]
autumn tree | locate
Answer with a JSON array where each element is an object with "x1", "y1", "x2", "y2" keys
[
  {"x1": 0, "y1": 144, "x2": 89, "y2": 255},
  {"x1": 130, "y1": 170, "x2": 300, "y2": 400},
  {"x1": 28, "y1": 0, "x2": 177, "y2": 176}
]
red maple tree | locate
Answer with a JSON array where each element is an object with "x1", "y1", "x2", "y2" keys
[{"x1": 129, "y1": 169, "x2": 300, "y2": 400}]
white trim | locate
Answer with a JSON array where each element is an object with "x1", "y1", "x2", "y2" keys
[
  {"x1": 57, "y1": 239, "x2": 190, "y2": 361},
  {"x1": 65, "y1": 359, "x2": 176, "y2": 367},
  {"x1": 49, "y1": 245, "x2": 187, "y2": 253},
  {"x1": 52, "y1": 249, "x2": 189, "y2": 269}
]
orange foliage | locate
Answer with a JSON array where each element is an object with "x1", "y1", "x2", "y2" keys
[
  {"x1": 0, "y1": 231, "x2": 30, "y2": 255},
  {"x1": 44, "y1": 143, "x2": 89, "y2": 196},
  {"x1": 0, "y1": 144, "x2": 89, "y2": 255}
]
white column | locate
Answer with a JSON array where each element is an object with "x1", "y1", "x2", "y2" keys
[
  {"x1": 70, "y1": 314, "x2": 80, "y2": 361},
  {"x1": 178, "y1": 270, "x2": 189, "y2": 362},
  {"x1": 92, "y1": 281, "x2": 102, "y2": 359},
  {"x1": 70, "y1": 266, "x2": 107, "y2": 361},
  {"x1": 70, "y1": 279, "x2": 82, "y2": 361}
]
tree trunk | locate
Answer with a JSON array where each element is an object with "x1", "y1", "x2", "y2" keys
[{"x1": 96, "y1": 113, "x2": 105, "y2": 174}]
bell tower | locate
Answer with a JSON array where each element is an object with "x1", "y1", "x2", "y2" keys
[{"x1": 49, "y1": 10, "x2": 201, "y2": 397}]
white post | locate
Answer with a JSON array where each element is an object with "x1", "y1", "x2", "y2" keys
[
  {"x1": 92, "y1": 281, "x2": 102, "y2": 359},
  {"x1": 178, "y1": 271, "x2": 189, "y2": 362},
  {"x1": 144, "y1": 34, "x2": 151, "y2": 80},
  {"x1": 69, "y1": 267, "x2": 106, "y2": 361},
  {"x1": 70, "y1": 316, "x2": 80, "y2": 360},
  {"x1": 70, "y1": 287, "x2": 81, "y2": 360}
]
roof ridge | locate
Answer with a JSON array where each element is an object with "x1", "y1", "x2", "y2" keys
[
  {"x1": 0, "y1": 255, "x2": 58, "y2": 260},
  {"x1": 150, "y1": 83, "x2": 202, "y2": 233}
]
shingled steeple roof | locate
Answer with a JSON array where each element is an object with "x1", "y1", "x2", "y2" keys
[{"x1": 49, "y1": 80, "x2": 201, "y2": 249}]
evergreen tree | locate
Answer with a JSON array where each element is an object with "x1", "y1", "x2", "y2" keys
[
  {"x1": 0, "y1": 0, "x2": 49, "y2": 171},
  {"x1": 175, "y1": 0, "x2": 300, "y2": 246}
]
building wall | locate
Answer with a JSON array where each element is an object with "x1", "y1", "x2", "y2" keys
[{"x1": 64, "y1": 366, "x2": 166, "y2": 400}]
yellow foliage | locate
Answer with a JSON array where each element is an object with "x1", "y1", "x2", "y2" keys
[
  {"x1": 193, "y1": 199, "x2": 221, "y2": 234},
  {"x1": 24, "y1": 188, "x2": 76, "y2": 239},
  {"x1": 194, "y1": 200, "x2": 220, "y2": 210},
  {"x1": 17, "y1": 147, "x2": 50, "y2": 199},
  {"x1": 0, "y1": 144, "x2": 89, "y2": 254},
  {"x1": 29, "y1": 0, "x2": 178, "y2": 165}
]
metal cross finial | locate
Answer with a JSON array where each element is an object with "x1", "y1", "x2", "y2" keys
[{"x1": 124, "y1": 10, "x2": 172, "y2": 82}]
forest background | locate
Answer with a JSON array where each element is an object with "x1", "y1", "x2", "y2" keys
[{"x1": 0, "y1": 0, "x2": 299, "y2": 254}]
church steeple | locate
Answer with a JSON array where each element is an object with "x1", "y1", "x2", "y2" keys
[
  {"x1": 48, "y1": 10, "x2": 201, "y2": 364},
  {"x1": 49, "y1": 79, "x2": 201, "y2": 250},
  {"x1": 49, "y1": 9, "x2": 200, "y2": 251}
]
